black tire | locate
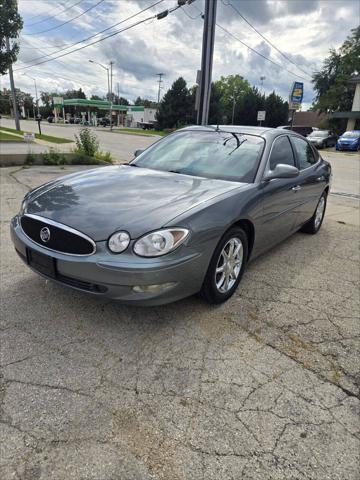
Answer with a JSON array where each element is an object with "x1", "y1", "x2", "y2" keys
[
  {"x1": 200, "y1": 227, "x2": 248, "y2": 304},
  {"x1": 300, "y1": 191, "x2": 327, "y2": 234}
]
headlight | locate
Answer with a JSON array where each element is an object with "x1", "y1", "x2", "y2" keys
[
  {"x1": 108, "y1": 231, "x2": 130, "y2": 253},
  {"x1": 133, "y1": 228, "x2": 189, "y2": 257},
  {"x1": 19, "y1": 198, "x2": 27, "y2": 215}
]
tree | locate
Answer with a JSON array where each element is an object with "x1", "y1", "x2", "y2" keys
[
  {"x1": 264, "y1": 91, "x2": 288, "y2": 127},
  {"x1": 236, "y1": 88, "x2": 264, "y2": 125},
  {"x1": 0, "y1": 0, "x2": 23, "y2": 75},
  {"x1": 134, "y1": 96, "x2": 157, "y2": 108},
  {"x1": 63, "y1": 88, "x2": 86, "y2": 99},
  {"x1": 312, "y1": 26, "x2": 360, "y2": 113},
  {"x1": 208, "y1": 83, "x2": 225, "y2": 124},
  {"x1": 0, "y1": 89, "x2": 11, "y2": 114},
  {"x1": 213, "y1": 75, "x2": 252, "y2": 122},
  {"x1": 90, "y1": 94, "x2": 104, "y2": 101},
  {"x1": 156, "y1": 77, "x2": 195, "y2": 129}
]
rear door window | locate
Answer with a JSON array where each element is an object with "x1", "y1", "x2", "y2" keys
[
  {"x1": 269, "y1": 136, "x2": 295, "y2": 170},
  {"x1": 291, "y1": 136, "x2": 317, "y2": 170}
]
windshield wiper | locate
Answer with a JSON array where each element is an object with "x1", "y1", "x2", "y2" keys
[{"x1": 223, "y1": 132, "x2": 247, "y2": 155}]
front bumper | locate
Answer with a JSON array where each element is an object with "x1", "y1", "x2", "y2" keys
[
  {"x1": 10, "y1": 216, "x2": 209, "y2": 305},
  {"x1": 336, "y1": 142, "x2": 358, "y2": 151}
]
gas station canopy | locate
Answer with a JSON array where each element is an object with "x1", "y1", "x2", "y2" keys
[{"x1": 63, "y1": 98, "x2": 145, "y2": 112}]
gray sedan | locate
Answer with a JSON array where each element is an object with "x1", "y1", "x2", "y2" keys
[{"x1": 10, "y1": 126, "x2": 331, "y2": 305}]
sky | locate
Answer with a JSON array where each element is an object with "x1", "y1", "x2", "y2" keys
[{"x1": 2, "y1": 0, "x2": 359, "y2": 110}]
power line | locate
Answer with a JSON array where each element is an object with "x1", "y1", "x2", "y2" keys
[
  {"x1": 23, "y1": 0, "x2": 105, "y2": 36},
  {"x1": 189, "y1": 1, "x2": 310, "y2": 82},
  {"x1": 14, "y1": 1, "x2": 183, "y2": 72},
  {"x1": 222, "y1": 0, "x2": 313, "y2": 79},
  {"x1": 25, "y1": 0, "x2": 85, "y2": 27},
  {"x1": 216, "y1": 23, "x2": 310, "y2": 82},
  {"x1": 19, "y1": 0, "x2": 164, "y2": 64}
]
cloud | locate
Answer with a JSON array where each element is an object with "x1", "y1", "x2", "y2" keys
[{"x1": 2, "y1": 0, "x2": 358, "y2": 109}]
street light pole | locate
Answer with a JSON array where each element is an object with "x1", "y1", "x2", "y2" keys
[
  {"x1": 23, "y1": 73, "x2": 39, "y2": 118},
  {"x1": 231, "y1": 93, "x2": 236, "y2": 125},
  {"x1": 89, "y1": 59, "x2": 112, "y2": 128}
]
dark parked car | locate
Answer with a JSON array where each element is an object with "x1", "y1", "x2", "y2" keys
[
  {"x1": 99, "y1": 117, "x2": 110, "y2": 127},
  {"x1": 307, "y1": 130, "x2": 337, "y2": 148},
  {"x1": 47, "y1": 115, "x2": 54, "y2": 123},
  {"x1": 336, "y1": 130, "x2": 360, "y2": 151},
  {"x1": 69, "y1": 116, "x2": 81, "y2": 124},
  {"x1": 11, "y1": 126, "x2": 331, "y2": 306}
]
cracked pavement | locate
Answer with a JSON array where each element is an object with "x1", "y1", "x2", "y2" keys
[{"x1": 0, "y1": 164, "x2": 359, "y2": 479}]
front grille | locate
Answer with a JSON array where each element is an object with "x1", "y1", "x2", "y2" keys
[{"x1": 20, "y1": 214, "x2": 95, "y2": 255}]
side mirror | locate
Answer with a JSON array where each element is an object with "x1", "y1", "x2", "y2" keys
[
  {"x1": 263, "y1": 164, "x2": 299, "y2": 181},
  {"x1": 134, "y1": 149, "x2": 144, "y2": 158}
]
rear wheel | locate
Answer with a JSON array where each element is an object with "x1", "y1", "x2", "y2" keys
[
  {"x1": 300, "y1": 191, "x2": 327, "y2": 234},
  {"x1": 200, "y1": 227, "x2": 248, "y2": 304}
]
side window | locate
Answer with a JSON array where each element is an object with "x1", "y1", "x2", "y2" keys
[
  {"x1": 269, "y1": 136, "x2": 295, "y2": 170},
  {"x1": 292, "y1": 136, "x2": 317, "y2": 169}
]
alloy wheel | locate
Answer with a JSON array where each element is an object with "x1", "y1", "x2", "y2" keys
[
  {"x1": 315, "y1": 196, "x2": 325, "y2": 229},
  {"x1": 215, "y1": 237, "x2": 243, "y2": 293}
]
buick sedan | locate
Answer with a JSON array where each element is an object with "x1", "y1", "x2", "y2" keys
[{"x1": 11, "y1": 126, "x2": 331, "y2": 305}]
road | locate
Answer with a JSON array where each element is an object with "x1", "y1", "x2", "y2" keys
[
  {"x1": 0, "y1": 117, "x2": 160, "y2": 161},
  {"x1": 0, "y1": 163, "x2": 359, "y2": 479},
  {"x1": 1, "y1": 118, "x2": 359, "y2": 192}
]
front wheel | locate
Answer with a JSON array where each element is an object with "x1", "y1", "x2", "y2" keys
[
  {"x1": 300, "y1": 192, "x2": 327, "y2": 234},
  {"x1": 200, "y1": 227, "x2": 248, "y2": 304}
]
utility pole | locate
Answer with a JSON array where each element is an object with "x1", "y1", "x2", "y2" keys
[
  {"x1": 197, "y1": 0, "x2": 217, "y2": 125},
  {"x1": 6, "y1": 37, "x2": 20, "y2": 131},
  {"x1": 156, "y1": 73, "x2": 164, "y2": 108}
]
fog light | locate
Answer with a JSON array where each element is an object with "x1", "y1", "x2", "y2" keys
[{"x1": 132, "y1": 282, "x2": 176, "y2": 293}]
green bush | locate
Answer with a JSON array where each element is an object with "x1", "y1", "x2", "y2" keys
[
  {"x1": 25, "y1": 152, "x2": 35, "y2": 165},
  {"x1": 42, "y1": 148, "x2": 67, "y2": 166},
  {"x1": 74, "y1": 128, "x2": 99, "y2": 157},
  {"x1": 162, "y1": 128, "x2": 176, "y2": 135},
  {"x1": 95, "y1": 150, "x2": 113, "y2": 163},
  {"x1": 70, "y1": 152, "x2": 101, "y2": 165}
]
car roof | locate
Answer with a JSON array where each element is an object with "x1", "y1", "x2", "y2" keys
[{"x1": 179, "y1": 124, "x2": 291, "y2": 139}]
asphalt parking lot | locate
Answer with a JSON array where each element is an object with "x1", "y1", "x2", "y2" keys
[{"x1": 0, "y1": 155, "x2": 359, "y2": 479}]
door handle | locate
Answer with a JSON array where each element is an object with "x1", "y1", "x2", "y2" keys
[{"x1": 292, "y1": 185, "x2": 302, "y2": 192}]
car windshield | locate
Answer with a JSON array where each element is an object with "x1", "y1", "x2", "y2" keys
[
  {"x1": 131, "y1": 130, "x2": 265, "y2": 183},
  {"x1": 342, "y1": 131, "x2": 360, "y2": 138},
  {"x1": 309, "y1": 131, "x2": 328, "y2": 137}
]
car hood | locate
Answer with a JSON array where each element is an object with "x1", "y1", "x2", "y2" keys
[
  {"x1": 339, "y1": 137, "x2": 358, "y2": 142},
  {"x1": 25, "y1": 165, "x2": 244, "y2": 240}
]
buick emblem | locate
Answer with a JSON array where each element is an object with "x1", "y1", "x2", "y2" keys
[{"x1": 40, "y1": 227, "x2": 51, "y2": 243}]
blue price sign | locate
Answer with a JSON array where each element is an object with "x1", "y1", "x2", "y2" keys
[{"x1": 289, "y1": 82, "x2": 304, "y2": 105}]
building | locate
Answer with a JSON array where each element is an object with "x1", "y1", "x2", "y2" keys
[
  {"x1": 331, "y1": 75, "x2": 360, "y2": 130},
  {"x1": 61, "y1": 99, "x2": 157, "y2": 128},
  {"x1": 293, "y1": 111, "x2": 329, "y2": 128},
  {"x1": 125, "y1": 106, "x2": 157, "y2": 128}
]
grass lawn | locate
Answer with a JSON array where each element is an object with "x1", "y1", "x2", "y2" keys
[
  {"x1": 36, "y1": 133, "x2": 73, "y2": 143},
  {"x1": 113, "y1": 127, "x2": 168, "y2": 137},
  {"x1": 0, "y1": 126, "x2": 73, "y2": 143},
  {"x1": 0, "y1": 131, "x2": 24, "y2": 142}
]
